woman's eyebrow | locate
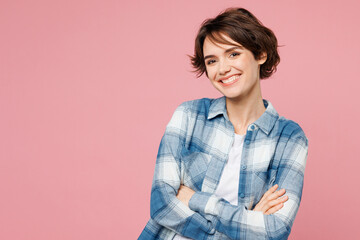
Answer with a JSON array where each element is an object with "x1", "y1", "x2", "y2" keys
[
  {"x1": 204, "y1": 46, "x2": 244, "y2": 60},
  {"x1": 224, "y1": 46, "x2": 244, "y2": 53}
]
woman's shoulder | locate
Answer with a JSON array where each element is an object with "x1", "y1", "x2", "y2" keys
[
  {"x1": 175, "y1": 97, "x2": 215, "y2": 115},
  {"x1": 168, "y1": 97, "x2": 213, "y2": 126},
  {"x1": 275, "y1": 116, "x2": 308, "y2": 143}
]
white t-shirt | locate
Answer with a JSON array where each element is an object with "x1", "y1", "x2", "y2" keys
[
  {"x1": 174, "y1": 133, "x2": 245, "y2": 239},
  {"x1": 214, "y1": 133, "x2": 245, "y2": 205}
]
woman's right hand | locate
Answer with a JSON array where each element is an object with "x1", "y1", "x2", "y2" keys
[{"x1": 252, "y1": 184, "x2": 288, "y2": 215}]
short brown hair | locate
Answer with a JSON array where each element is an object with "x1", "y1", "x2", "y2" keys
[{"x1": 189, "y1": 7, "x2": 280, "y2": 79}]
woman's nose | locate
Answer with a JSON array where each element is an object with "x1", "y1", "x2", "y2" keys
[{"x1": 218, "y1": 60, "x2": 231, "y2": 75}]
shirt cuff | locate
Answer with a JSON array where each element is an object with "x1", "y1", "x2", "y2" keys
[{"x1": 189, "y1": 191, "x2": 213, "y2": 214}]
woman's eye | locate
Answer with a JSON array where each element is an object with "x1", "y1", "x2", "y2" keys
[
  {"x1": 230, "y1": 52, "x2": 240, "y2": 58},
  {"x1": 206, "y1": 60, "x2": 216, "y2": 65}
]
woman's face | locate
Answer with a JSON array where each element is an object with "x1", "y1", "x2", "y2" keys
[{"x1": 203, "y1": 33, "x2": 266, "y2": 100}]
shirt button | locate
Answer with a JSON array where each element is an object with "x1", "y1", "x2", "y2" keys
[
  {"x1": 251, "y1": 125, "x2": 255, "y2": 130},
  {"x1": 240, "y1": 193, "x2": 245, "y2": 198},
  {"x1": 241, "y1": 165, "x2": 247, "y2": 170},
  {"x1": 246, "y1": 140, "x2": 250, "y2": 145}
]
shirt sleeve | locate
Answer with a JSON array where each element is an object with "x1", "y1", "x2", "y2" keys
[
  {"x1": 149, "y1": 102, "x2": 216, "y2": 240},
  {"x1": 188, "y1": 126, "x2": 309, "y2": 240}
]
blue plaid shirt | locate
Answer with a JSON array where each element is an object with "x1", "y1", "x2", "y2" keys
[{"x1": 139, "y1": 96, "x2": 309, "y2": 240}]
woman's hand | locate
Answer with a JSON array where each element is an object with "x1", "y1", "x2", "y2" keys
[
  {"x1": 177, "y1": 184, "x2": 288, "y2": 215},
  {"x1": 176, "y1": 185, "x2": 195, "y2": 207},
  {"x1": 252, "y1": 184, "x2": 288, "y2": 215}
]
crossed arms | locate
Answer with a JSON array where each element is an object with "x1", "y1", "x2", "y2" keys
[{"x1": 146, "y1": 104, "x2": 309, "y2": 240}]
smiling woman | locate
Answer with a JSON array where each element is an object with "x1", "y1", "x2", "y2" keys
[
  {"x1": 139, "y1": 7, "x2": 308, "y2": 240},
  {"x1": 202, "y1": 34, "x2": 267, "y2": 107},
  {"x1": 190, "y1": 8, "x2": 280, "y2": 80}
]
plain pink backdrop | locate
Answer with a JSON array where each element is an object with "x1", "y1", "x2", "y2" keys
[{"x1": 1, "y1": 0, "x2": 360, "y2": 239}]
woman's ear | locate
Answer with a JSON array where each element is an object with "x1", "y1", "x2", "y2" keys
[{"x1": 258, "y1": 52, "x2": 267, "y2": 65}]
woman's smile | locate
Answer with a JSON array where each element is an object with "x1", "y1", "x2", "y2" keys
[{"x1": 219, "y1": 74, "x2": 241, "y2": 86}]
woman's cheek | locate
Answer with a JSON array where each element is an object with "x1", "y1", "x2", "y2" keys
[{"x1": 208, "y1": 71, "x2": 216, "y2": 81}]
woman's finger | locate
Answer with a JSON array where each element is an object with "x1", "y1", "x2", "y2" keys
[
  {"x1": 261, "y1": 184, "x2": 278, "y2": 200},
  {"x1": 253, "y1": 185, "x2": 288, "y2": 214},
  {"x1": 265, "y1": 188, "x2": 286, "y2": 202},
  {"x1": 264, "y1": 202, "x2": 284, "y2": 215},
  {"x1": 264, "y1": 196, "x2": 289, "y2": 215},
  {"x1": 256, "y1": 188, "x2": 286, "y2": 211},
  {"x1": 262, "y1": 195, "x2": 288, "y2": 212},
  {"x1": 256, "y1": 184, "x2": 278, "y2": 208}
]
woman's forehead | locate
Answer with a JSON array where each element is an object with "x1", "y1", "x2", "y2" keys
[{"x1": 203, "y1": 35, "x2": 244, "y2": 52}]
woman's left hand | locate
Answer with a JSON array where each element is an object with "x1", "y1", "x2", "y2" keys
[{"x1": 176, "y1": 185, "x2": 195, "y2": 207}]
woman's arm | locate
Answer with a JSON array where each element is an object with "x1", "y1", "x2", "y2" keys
[
  {"x1": 178, "y1": 184, "x2": 289, "y2": 215},
  {"x1": 147, "y1": 102, "x2": 285, "y2": 239},
  {"x1": 145, "y1": 102, "x2": 216, "y2": 240},
  {"x1": 185, "y1": 127, "x2": 309, "y2": 240}
]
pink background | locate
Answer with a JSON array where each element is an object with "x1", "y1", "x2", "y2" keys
[{"x1": 1, "y1": 0, "x2": 359, "y2": 239}]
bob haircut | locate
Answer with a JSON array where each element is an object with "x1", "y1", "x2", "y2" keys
[{"x1": 189, "y1": 7, "x2": 280, "y2": 79}]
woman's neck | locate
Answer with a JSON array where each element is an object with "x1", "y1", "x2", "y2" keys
[{"x1": 226, "y1": 91, "x2": 266, "y2": 135}]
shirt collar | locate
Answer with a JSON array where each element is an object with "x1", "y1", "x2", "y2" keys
[{"x1": 207, "y1": 96, "x2": 279, "y2": 135}]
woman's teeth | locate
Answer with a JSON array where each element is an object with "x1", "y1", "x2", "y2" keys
[{"x1": 222, "y1": 75, "x2": 240, "y2": 83}]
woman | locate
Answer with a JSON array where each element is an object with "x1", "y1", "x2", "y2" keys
[{"x1": 139, "y1": 7, "x2": 308, "y2": 240}]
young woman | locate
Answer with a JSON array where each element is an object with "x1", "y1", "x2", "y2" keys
[{"x1": 139, "y1": 7, "x2": 308, "y2": 240}]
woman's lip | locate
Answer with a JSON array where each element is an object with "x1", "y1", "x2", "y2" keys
[
  {"x1": 218, "y1": 74, "x2": 241, "y2": 82},
  {"x1": 219, "y1": 75, "x2": 241, "y2": 86}
]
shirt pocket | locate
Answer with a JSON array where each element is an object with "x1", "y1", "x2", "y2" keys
[
  {"x1": 253, "y1": 161, "x2": 275, "y2": 185},
  {"x1": 251, "y1": 148, "x2": 276, "y2": 202},
  {"x1": 252, "y1": 146, "x2": 274, "y2": 181},
  {"x1": 180, "y1": 150, "x2": 212, "y2": 191}
]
